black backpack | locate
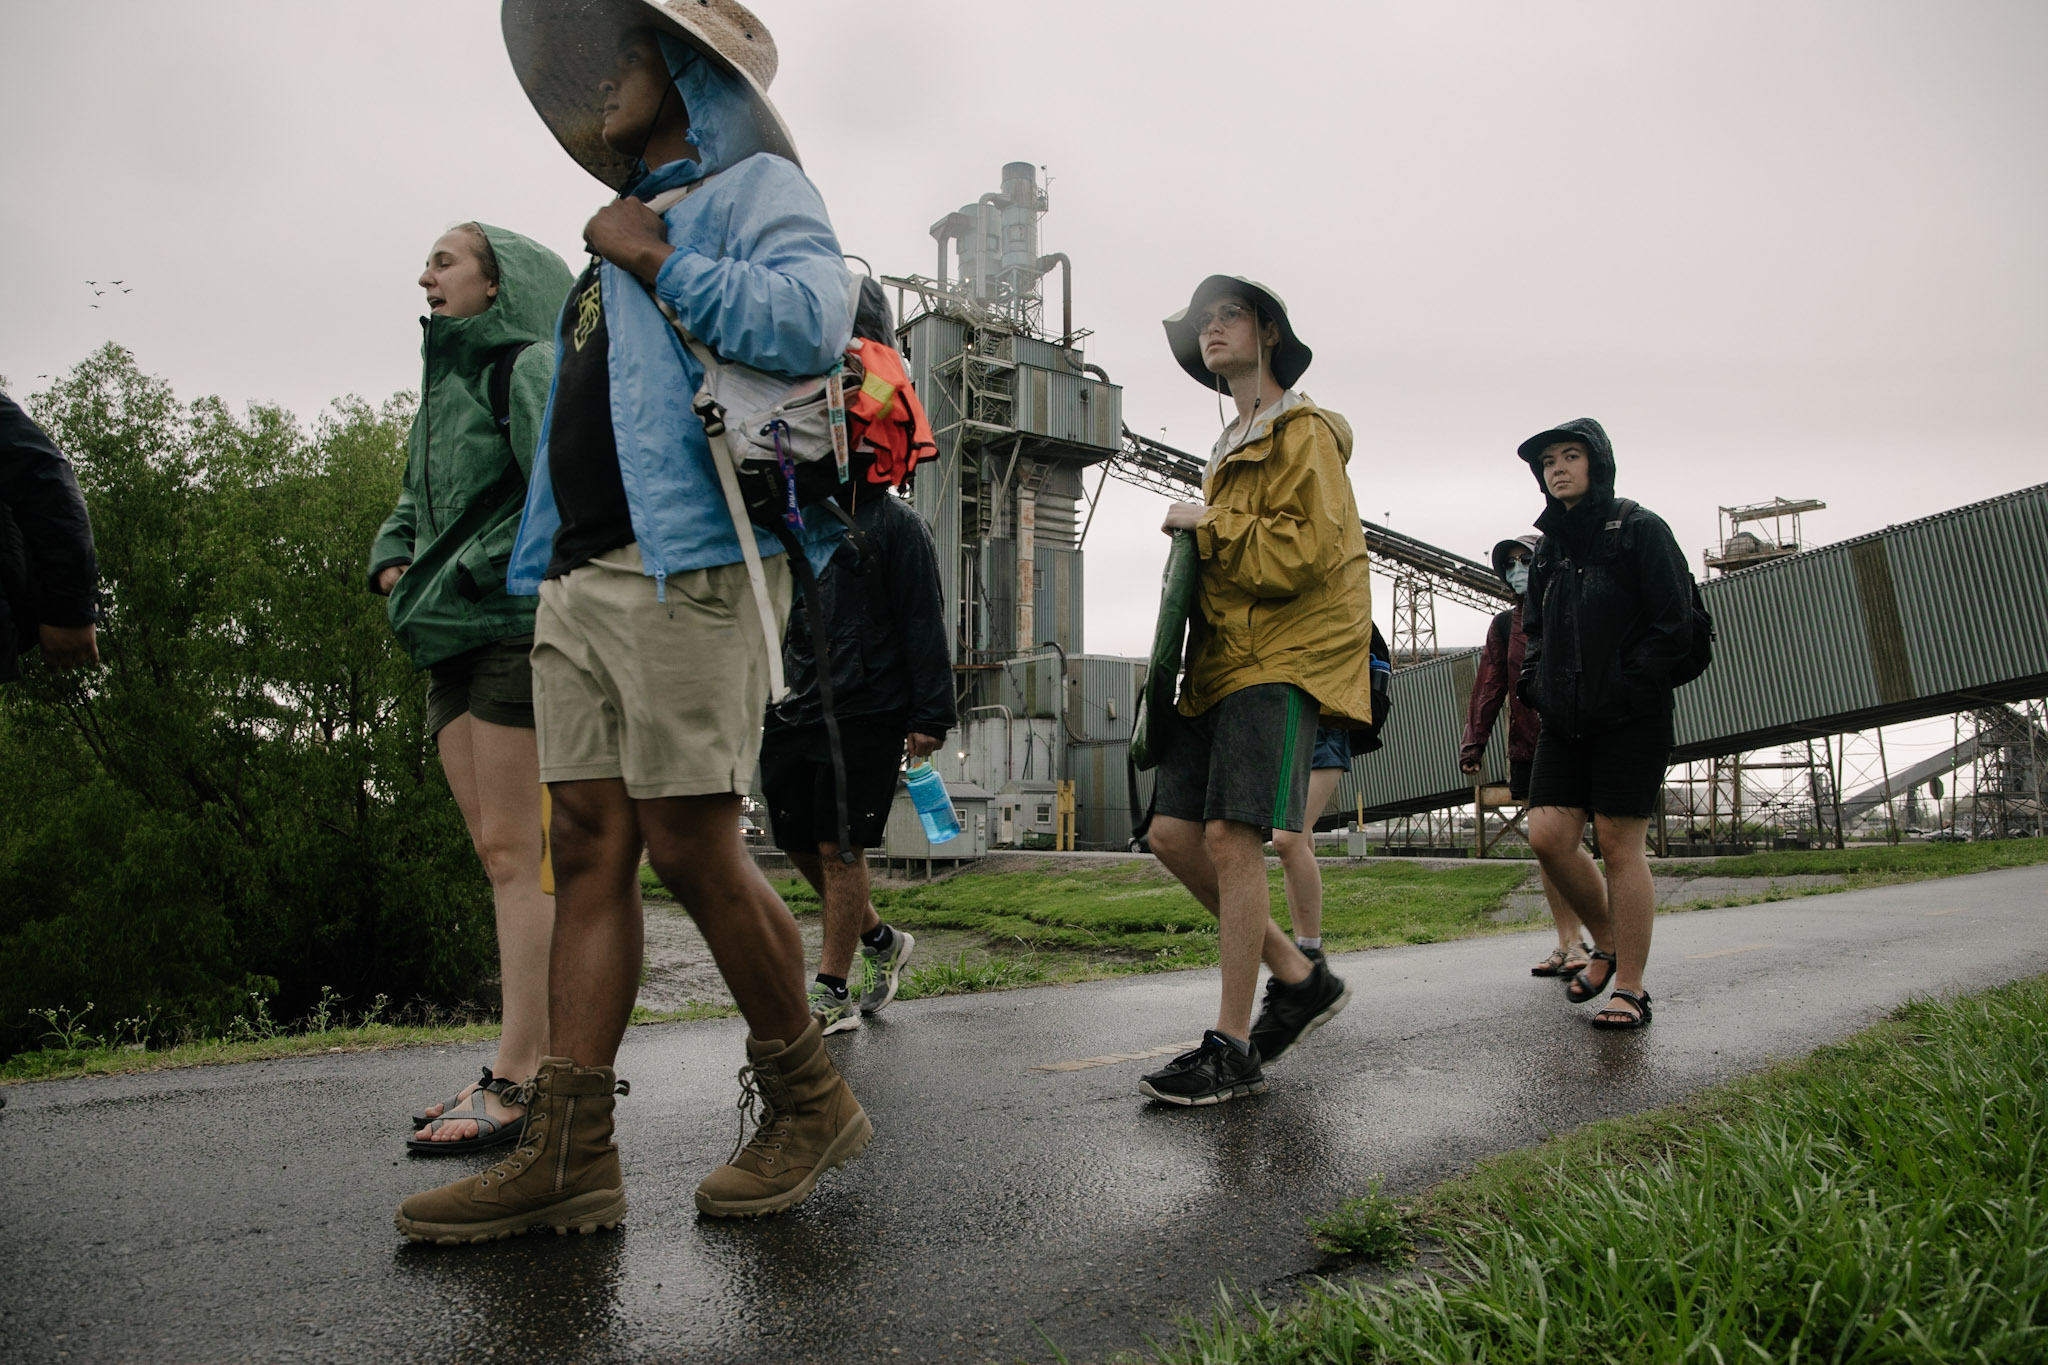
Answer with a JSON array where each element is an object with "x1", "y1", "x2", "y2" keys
[
  {"x1": 1603, "y1": 498, "x2": 1716, "y2": 688},
  {"x1": 1351, "y1": 624, "x2": 1396, "y2": 754}
]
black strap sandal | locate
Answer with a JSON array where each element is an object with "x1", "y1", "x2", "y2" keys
[
  {"x1": 1531, "y1": 946, "x2": 1572, "y2": 977},
  {"x1": 1565, "y1": 950, "x2": 1616, "y2": 1004},
  {"x1": 1591, "y1": 988, "x2": 1653, "y2": 1030}
]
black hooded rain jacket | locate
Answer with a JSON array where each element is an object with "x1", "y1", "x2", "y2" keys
[
  {"x1": 1515, "y1": 418, "x2": 1692, "y2": 741},
  {"x1": 0, "y1": 394, "x2": 98, "y2": 683},
  {"x1": 767, "y1": 491, "x2": 955, "y2": 740}
]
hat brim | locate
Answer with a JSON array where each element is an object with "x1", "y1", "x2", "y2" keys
[
  {"x1": 502, "y1": 0, "x2": 799, "y2": 191},
  {"x1": 1162, "y1": 274, "x2": 1312, "y2": 393},
  {"x1": 1517, "y1": 427, "x2": 1586, "y2": 465}
]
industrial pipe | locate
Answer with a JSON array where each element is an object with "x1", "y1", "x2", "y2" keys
[
  {"x1": 1037, "y1": 252, "x2": 1073, "y2": 346},
  {"x1": 967, "y1": 704, "x2": 1015, "y2": 790}
]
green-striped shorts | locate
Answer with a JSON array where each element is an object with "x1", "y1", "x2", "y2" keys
[{"x1": 1154, "y1": 682, "x2": 1318, "y2": 833}]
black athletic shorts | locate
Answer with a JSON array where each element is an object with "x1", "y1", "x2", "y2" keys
[
  {"x1": 425, "y1": 635, "x2": 535, "y2": 737},
  {"x1": 1509, "y1": 757, "x2": 1534, "y2": 801},
  {"x1": 760, "y1": 716, "x2": 906, "y2": 853},
  {"x1": 1154, "y1": 683, "x2": 1317, "y2": 833},
  {"x1": 1526, "y1": 709, "x2": 1674, "y2": 819}
]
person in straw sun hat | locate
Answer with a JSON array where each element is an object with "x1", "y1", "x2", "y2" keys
[{"x1": 397, "y1": 0, "x2": 870, "y2": 1242}]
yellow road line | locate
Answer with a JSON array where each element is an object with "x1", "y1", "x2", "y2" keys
[
  {"x1": 1033, "y1": 1041, "x2": 1202, "y2": 1073},
  {"x1": 1687, "y1": 943, "x2": 1768, "y2": 960}
]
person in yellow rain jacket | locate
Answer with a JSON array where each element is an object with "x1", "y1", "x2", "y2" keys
[{"x1": 1139, "y1": 275, "x2": 1371, "y2": 1108}]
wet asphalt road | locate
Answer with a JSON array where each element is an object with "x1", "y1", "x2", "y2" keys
[{"x1": 5, "y1": 864, "x2": 2046, "y2": 1365}]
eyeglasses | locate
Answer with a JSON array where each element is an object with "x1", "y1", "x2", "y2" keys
[{"x1": 1190, "y1": 301, "x2": 1254, "y2": 334}]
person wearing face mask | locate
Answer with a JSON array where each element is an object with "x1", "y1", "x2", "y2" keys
[
  {"x1": 1515, "y1": 419, "x2": 1693, "y2": 1031},
  {"x1": 369, "y1": 223, "x2": 574, "y2": 1155},
  {"x1": 1139, "y1": 277, "x2": 1373, "y2": 1106},
  {"x1": 1459, "y1": 533, "x2": 1587, "y2": 977}
]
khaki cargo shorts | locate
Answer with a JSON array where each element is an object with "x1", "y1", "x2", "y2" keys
[{"x1": 531, "y1": 543, "x2": 790, "y2": 799}]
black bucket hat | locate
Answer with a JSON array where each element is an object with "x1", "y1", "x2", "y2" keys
[{"x1": 1162, "y1": 275, "x2": 1312, "y2": 393}]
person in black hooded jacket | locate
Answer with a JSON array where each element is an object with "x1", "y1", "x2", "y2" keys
[
  {"x1": 760, "y1": 488, "x2": 954, "y2": 1033},
  {"x1": 1515, "y1": 417, "x2": 1691, "y2": 1031},
  {"x1": 0, "y1": 393, "x2": 98, "y2": 680}
]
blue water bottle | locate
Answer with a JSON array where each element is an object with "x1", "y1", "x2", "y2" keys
[{"x1": 905, "y1": 761, "x2": 961, "y2": 844}]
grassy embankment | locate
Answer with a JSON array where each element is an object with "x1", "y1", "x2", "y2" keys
[
  {"x1": 758, "y1": 859, "x2": 1532, "y2": 998},
  {"x1": 1663, "y1": 835, "x2": 2048, "y2": 881},
  {"x1": 1148, "y1": 973, "x2": 2048, "y2": 1364},
  {"x1": 11, "y1": 839, "x2": 2043, "y2": 1084}
]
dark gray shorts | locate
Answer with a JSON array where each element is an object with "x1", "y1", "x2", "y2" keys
[
  {"x1": 1154, "y1": 683, "x2": 1317, "y2": 833},
  {"x1": 425, "y1": 635, "x2": 536, "y2": 737}
]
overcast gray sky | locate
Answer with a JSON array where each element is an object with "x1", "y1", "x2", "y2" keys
[{"x1": 4, "y1": 0, "x2": 2043, "y2": 661}]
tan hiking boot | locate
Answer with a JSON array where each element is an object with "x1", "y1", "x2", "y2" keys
[
  {"x1": 694, "y1": 1018, "x2": 872, "y2": 1218},
  {"x1": 395, "y1": 1057, "x2": 629, "y2": 1245}
]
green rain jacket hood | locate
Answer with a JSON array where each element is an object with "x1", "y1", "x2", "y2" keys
[{"x1": 368, "y1": 225, "x2": 573, "y2": 669}]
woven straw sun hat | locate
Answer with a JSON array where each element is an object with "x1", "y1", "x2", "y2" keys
[{"x1": 501, "y1": 0, "x2": 797, "y2": 189}]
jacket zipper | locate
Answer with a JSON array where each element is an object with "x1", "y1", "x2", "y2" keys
[
  {"x1": 419, "y1": 317, "x2": 438, "y2": 537},
  {"x1": 604, "y1": 259, "x2": 669, "y2": 603}
]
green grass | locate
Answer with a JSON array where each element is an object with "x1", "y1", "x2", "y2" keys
[
  {"x1": 862, "y1": 862, "x2": 1533, "y2": 963},
  {"x1": 1148, "y1": 974, "x2": 2048, "y2": 1364},
  {"x1": 895, "y1": 950, "x2": 1049, "y2": 1000},
  {"x1": 1660, "y1": 835, "x2": 2048, "y2": 882},
  {"x1": 1, "y1": 995, "x2": 733, "y2": 1085},
  {"x1": 1306, "y1": 1178, "x2": 1413, "y2": 1262}
]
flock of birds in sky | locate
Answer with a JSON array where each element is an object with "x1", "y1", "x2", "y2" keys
[{"x1": 85, "y1": 279, "x2": 133, "y2": 308}]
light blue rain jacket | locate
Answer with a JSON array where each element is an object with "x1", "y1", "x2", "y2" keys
[{"x1": 507, "y1": 40, "x2": 853, "y2": 599}]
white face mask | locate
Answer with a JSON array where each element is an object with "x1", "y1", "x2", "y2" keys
[{"x1": 1507, "y1": 562, "x2": 1530, "y2": 595}]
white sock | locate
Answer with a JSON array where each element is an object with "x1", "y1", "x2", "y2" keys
[{"x1": 1297, "y1": 936, "x2": 1322, "y2": 951}]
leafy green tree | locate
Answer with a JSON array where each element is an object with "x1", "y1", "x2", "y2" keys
[{"x1": 0, "y1": 346, "x2": 494, "y2": 1056}]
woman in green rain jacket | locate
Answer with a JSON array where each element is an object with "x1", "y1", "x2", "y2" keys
[{"x1": 368, "y1": 222, "x2": 571, "y2": 1155}]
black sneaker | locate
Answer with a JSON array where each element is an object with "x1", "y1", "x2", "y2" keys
[
  {"x1": 1248, "y1": 958, "x2": 1351, "y2": 1064},
  {"x1": 1298, "y1": 944, "x2": 1325, "y2": 964},
  {"x1": 1138, "y1": 1031, "x2": 1267, "y2": 1106}
]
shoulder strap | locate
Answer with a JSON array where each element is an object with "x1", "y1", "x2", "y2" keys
[{"x1": 486, "y1": 341, "x2": 533, "y2": 435}]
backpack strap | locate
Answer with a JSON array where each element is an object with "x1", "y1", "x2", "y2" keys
[
  {"x1": 629, "y1": 175, "x2": 864, "y2": 705},
  {"x1": 485, "y1": 341, "x2": 533, "y2": 435},
  {"x1": 1600, "y1": 498, "x2": 1640, "y2": 561}
]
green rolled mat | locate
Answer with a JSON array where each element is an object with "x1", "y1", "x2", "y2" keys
[{"x1": 1131, "y1": 529, "x2": 1199, "y2": 771}]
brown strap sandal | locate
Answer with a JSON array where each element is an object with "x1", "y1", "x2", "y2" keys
[{"x1": 1530, "y1": 946, "x2": 1572, "y2": 977}]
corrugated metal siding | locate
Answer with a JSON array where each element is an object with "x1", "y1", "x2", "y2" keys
[
  {"x1": 904, "y1": 314, "x2": 968, "y2": 656},
  {"x1": 1675, "y1": 481, "x2": 2048, "y2": 758},
  {"x1": 1013, "y1": 366, "x2": 1121, "y2": 451},
  {"x1": 1069, "y1": 655, "x2": 1139, "y2": 741},
  {"x1": 1334, "y1": 650, "x2": 1509, "y2": 820},
  {"x1": 1070, "y1": 739, "x2": 1136, "y2": 849}
]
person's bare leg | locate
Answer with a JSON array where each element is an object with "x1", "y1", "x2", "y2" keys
[
  {"x1": 1540, "y1": 864, "x2": 1585, "y2": 952},
  {"x1": 1150, "y1": 814, "x2": 1308, "y2": 980},
  {"x1": 545, "y1": 778, "x2": 647, "y2": 1067},
  {"x1": 814, "y1": 844, "x2": 881, "y2": 981},
  {"x1": 642, "y1": 793, "x2": 809, "y2": 1045},
  {"x1": 1529, "y1": 804, "x2": 1613, "y2": 990},
  {"x1": 1591, "y1": 814, "x2": 1654, "y2": 1014},
  {"x1": 1207, "y1": 819, "x2": 1309, "y2": 1038},
  {"x1": 417, "y1": 717, "x2": 556, "y2": 1142},
  {"x1": 1273, "y1": 767, "x2": 1342, "y2": 942},
  {"x1": 418, "y1": 716, "x2": 486, "y2": 1123}
]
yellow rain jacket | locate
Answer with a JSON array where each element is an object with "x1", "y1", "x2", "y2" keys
[{"x1": 1181, "y1": 394, "x2": 1375, "y2": 726}]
